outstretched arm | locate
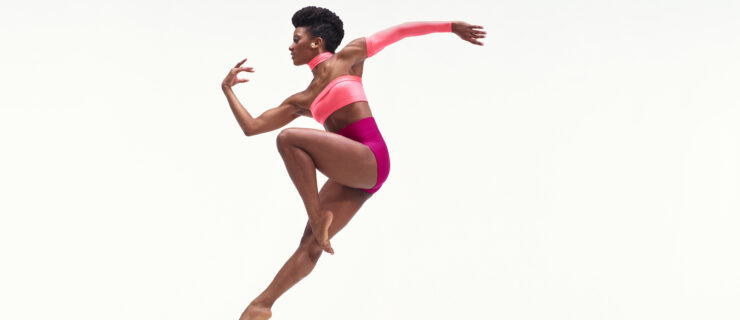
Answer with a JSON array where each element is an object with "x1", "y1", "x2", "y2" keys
[
  {"x1": 365, "y1": 21, "x2": 452, "y2": 58},
  {"x1": 336, "y1": 21, "x2": 486, "y2": 65},
  {"x1": 221, "y1": 58, "x2": 301, "y2": 136}
]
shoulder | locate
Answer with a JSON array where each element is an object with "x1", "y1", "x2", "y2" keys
[
  {"x1": 284, "y1": 90, "x2": 313, "y2": 117},
  {"x1": 335, "y1": 38, "x2": 367, "y2": 66}
]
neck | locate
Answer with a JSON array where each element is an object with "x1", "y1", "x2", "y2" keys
[{"x1": 308, "y1": 52, "x2": 333, "y2": 72}]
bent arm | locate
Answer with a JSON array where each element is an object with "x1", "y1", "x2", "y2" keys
[{"x1": 222, "y1": 86, "x2": 301, "y2": 136}]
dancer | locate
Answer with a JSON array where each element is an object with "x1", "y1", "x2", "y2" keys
[{"x1": 221, "y1": 6, "x2": 485, "y2": 320}]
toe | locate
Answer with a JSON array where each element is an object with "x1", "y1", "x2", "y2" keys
[{"x1": 322, "y1": 242, "x2": 334, "y2": 254}]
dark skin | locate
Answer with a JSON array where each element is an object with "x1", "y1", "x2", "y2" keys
[{"x1": 222, "y1": 21, "x2": 485, "y2": 320}]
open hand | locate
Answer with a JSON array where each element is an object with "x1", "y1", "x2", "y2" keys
[
  {"x1": 452, "y1": 21, "x2": 486, "y2": 46},
  {"x1": 222, "y1": 58, "x2": 255, "y2": 88}
]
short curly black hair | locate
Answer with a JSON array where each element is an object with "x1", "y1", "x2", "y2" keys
[{"x1": 291, "y1": 6, "x2": 344, "y2": 53}]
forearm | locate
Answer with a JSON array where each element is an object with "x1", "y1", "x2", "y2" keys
[
  {"x1": 222, "y1": 85, "x2": 256, "y2": 135},
  {"x1": 365, "y1": 21, "x2": 452, "y2": 58}
]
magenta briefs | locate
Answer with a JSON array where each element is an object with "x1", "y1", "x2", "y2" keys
[{"x1": 335, "y1": 117, "x2": 390, "y2": 194}]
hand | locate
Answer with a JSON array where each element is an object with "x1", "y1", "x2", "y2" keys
[
  {"x1": 452, "y1": 21, "x2": 486, "y2": 46},
  {"x1": 222, "y1": 58, "x2": 255, "y2": 89}
]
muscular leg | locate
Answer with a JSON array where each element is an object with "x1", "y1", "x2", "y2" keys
[
  {"x1": 240, "y1": 179, "x2": 372, "y2": 320},
  {"x1": 275, "y1": 127, "x2": 378, "y2": 254}
]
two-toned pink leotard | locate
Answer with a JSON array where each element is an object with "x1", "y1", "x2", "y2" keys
[{"x1": 308, "y1": 21, "x2": 452, "y2": 194}]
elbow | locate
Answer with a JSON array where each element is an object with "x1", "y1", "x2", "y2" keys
[
  {"x1": 243, "y1": 126, "x2": 255, "y2": 136},
  {"x1": 243, "y1": 120, "x2": 261, "y2": 137}
]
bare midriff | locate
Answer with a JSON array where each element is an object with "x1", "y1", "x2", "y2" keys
[{"x1": 321, "y1": 101, "x2": 373, "y2": 133}]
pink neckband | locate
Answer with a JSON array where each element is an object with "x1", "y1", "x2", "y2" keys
[{"x1": 308, "y1": 52, "x2": 333, "y2": 70}]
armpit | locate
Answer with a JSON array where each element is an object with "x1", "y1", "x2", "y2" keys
[{"x1": 294, "y1": 105, "x2": 313, "y2": 117}]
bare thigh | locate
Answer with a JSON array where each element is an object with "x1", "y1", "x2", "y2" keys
[
  {"x1": 277, "y1": 127, "x2": 378, "y2": 190},
  {"x1": 300, "y1": 179, "x2": 372, "y2": 246}
]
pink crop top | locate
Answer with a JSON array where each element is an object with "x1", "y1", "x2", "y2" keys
[{"x1": 308, "y1": 52, "x2": 368, "y2": 125}]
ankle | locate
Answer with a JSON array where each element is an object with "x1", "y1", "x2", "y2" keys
[{"x1": 250, "y1": 298, "x2": 274, "y2": 309}]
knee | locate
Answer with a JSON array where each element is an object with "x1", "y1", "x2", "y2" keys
[{"x1": 276, "y1": 128, "x2": 296, "y2": 150}]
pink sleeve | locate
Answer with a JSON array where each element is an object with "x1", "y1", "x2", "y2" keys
[{"x1": 364, "y1": 21, "x2": 452, "y2": 58}]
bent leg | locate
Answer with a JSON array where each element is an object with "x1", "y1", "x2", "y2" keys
[
  {"x1": 276, "y1": 127, "x2": 378, "y2": 254},
  {"x1": 277, "y1": 127, "x2": 379, "y2": 191},
  {"x1": 241, "y1": 179, "x2": 371, "y2": 319}
]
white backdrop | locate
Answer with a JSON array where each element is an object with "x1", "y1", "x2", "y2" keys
[{"x1": 1, "y1": 0, "x2": 738, "y2": 319}]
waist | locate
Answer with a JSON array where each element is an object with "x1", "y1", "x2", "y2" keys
[
  {"x1": 323, "y1": 101, "x2": 373, "y2": 133},
  {"x1": 335, "y1": 116, "x2": 384, "y2": 143}
]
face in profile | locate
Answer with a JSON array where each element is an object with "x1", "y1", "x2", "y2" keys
[{"x1": 289, "y1": 27, "x2": 319, "y2": 66}]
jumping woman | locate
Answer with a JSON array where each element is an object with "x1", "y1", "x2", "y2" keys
[{"x1": 221, "y1": 6, "x2": 485, "y2": 320}]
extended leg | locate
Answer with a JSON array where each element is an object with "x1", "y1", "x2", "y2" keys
[{"x1": 240, "y1": 179, "x2": 371, "y2": 320}]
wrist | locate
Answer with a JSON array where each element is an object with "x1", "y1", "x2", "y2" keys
[
  {"x1": 450, "y1": 21, "x2": 459, "y2": 33},
  {"x1": 221, "y1": 83, "x2": 232, "y2": 92}
]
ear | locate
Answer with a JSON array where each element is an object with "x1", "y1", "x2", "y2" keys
[{"x1": 312, "y1": 37, "x2": 325, "y2": 49}]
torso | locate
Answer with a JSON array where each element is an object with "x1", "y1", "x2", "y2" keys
[{"x1": 291, "y1": 57, "x2": 373, "y2": 133}]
